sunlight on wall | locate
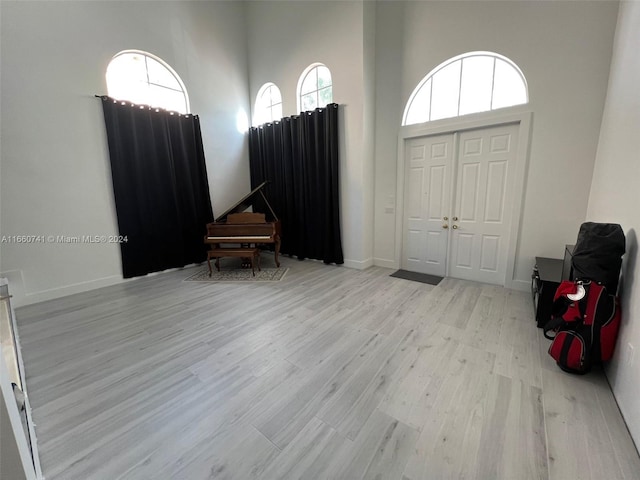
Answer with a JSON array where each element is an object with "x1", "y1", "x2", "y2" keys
[{"x1": 236, "y1": 109, "x2": 249, "y2": 133}]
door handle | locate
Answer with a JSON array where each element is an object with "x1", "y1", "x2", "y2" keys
[
  {"x1": 452, "y1": 216, "x2": 458, "y2": 221},
  {"x1": 443, "y1": 224, "x2": 449, "y2": 229},
  {"x1": 452, "y1": 225, "x2": 459, "y2": 230},
  {"x1": 443, "y1": 216, "x2": 448, "y2": 221}
]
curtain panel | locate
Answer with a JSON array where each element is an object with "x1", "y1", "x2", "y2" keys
[
  {"x1": 248, "y1": 103, "x2": 343, "y2": 265},
  {"x1": 100, "y1": 96, "x2": 213, "y2": 278}
]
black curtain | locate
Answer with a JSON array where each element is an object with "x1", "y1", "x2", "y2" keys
[
  {"x1": 248, "y1": 103, "x2": 343, "y2": 264},
  {"x1": 100, "y1": 96, "x2": 213, "y2": 278}
]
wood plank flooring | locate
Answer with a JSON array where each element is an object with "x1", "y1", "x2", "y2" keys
[{"x1": 15, "y1": 258, "x2": 640, "y2": 479}]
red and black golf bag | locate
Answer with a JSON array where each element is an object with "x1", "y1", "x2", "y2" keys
[
  {"x1": 544, "y1": 222, "x2": 625, "y2": 374},
  {"x1": 544, "y1": 280, "x2": 620, "y2": 374}
]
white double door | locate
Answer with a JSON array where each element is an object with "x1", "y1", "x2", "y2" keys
[{"x1": 402, "y1": 123, "x2": 519, "y2": 285}]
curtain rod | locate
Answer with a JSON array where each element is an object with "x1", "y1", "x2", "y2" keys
[{"x1": 94, "y1": 95, "x2": 195, "y2": 117}]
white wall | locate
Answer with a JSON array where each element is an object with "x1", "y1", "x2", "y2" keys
[
  {"x1": 372, "y1": 1, "x2": 618, "y2": 287},
  {"x1": 362, "y1": 1, "x2": 376, "y2": 264},
  {"x1": 245, "y1": 0, "x2": 374, "y2": 268},
  {"x1": 587, "y1": 1, "x2": 640, "y2": 445},
  {"x1": 372, "y1": 1, "x2": 405, "y2": 268},
  {"x1": 0, "y1": 1, "x2": 249, "y2": 306}
]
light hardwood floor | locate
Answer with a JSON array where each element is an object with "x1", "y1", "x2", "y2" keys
[{"x1": 15, "y1": 257, "x2": 640, "y2": 479}]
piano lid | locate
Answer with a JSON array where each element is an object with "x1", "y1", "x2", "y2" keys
[{"x1": 214, "y1": 181, "x2": 279, "y2": 223}]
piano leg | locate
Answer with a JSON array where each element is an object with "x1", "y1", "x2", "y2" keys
[
  {"x1": 275, "y1": 237, "x2": 281, "y2": 268},
  {"x1": 206, "y1": 250, "x2": 222, "y2": 276},
  {"x1": 241, "y1": 243, "x2": 252, "y2": 269}
]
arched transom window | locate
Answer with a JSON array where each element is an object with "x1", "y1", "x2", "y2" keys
[
  {"x1": 298, "y1": 63, "x2": 333, "y2": 112},
  {"x1": 254, "y1": 82, "x2": 283, "y2": 126},
  {"x1": 106, "y1": 50, "x2": 189, "y2": 114},
  {"x1": 403, "y1": 52, "x2": 528, "y2": 126}
]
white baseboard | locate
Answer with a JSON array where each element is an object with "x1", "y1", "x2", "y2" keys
[
  {"x1": 5, "y1": 272, "x2": 124, "y2": 308},
  {"x1": 373, "y1": 258, "x2": 398, "y2": 269},
  {"x1": 509, "y1": 278, "x2": 531, "y2": 292},
  {"x1": 342, "y1": 258, "x2": 374, "y2": 270}
]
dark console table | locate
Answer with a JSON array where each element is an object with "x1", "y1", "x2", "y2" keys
[
  {"x1": 532, "y1": 245, "x2": 575, "y2": 328},
  {"x1": 532, "y1": 256, "x2": 563, "y2": 328}
]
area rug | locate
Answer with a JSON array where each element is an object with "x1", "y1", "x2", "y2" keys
[
  {"x1": 390, "y1": 269, "x2": 443, "y2": 285},
  {"x1": 185, "y1": 267, "x2": 288, "y2": 282}
]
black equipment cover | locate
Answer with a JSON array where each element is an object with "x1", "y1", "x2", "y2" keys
[{"x1": 571, "y1": 222, "x2": 625, "y2": 293}]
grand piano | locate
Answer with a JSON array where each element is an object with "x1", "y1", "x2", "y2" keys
[{"x1": 204, "y1": 181, "x2": 281, "y2": 267}]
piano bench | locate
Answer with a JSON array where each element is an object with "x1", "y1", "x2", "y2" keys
[{"x1": 207, "y1": 247, "x2": 261, "y2": 276}]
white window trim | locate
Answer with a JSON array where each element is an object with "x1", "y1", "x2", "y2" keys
[
  {"x1": 297, "y1": 62, "x2": 332, "y2": 113},
  {"x1": 106, "y1": 49, "x2": 190, "y2": 114},
  {"x1": 254, "y1": 82, "x2": 283, "y2": 126},
  {"x1": 402, "y1": 51, "x2": 528, "y2": 126}
]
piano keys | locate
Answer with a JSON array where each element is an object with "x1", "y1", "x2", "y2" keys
[{"x1": 204, "y1": 182, "x2": 282, "y2": 267}]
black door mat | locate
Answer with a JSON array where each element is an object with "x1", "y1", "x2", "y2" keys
[{"x1": 390, "y1": 270, "x2": 443, "y2": 285}]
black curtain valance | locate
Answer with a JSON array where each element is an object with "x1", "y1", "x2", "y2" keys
[
  {"x1": 249, "y1": 104, "x2": 343, "y2": 265},
  {"x1": 100, "y1": 96, "x2": 213, "y2": 278}
]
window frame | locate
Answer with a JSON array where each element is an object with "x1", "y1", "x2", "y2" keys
[
  {"x1": 253, "y1": 82, "x2": 283, "y2": 126},
  {"x1": 106, "y1": 49, "x2": 190, "y2": 114},
  {"x1": 297, "y1": 63, "x2": 333, "y2": 112},
  {"x1": 402, "y1": 52, "x2": 528, "y2": 126}
]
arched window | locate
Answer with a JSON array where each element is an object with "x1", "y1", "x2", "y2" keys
[
  {"x1": 403, "y1": 52, "x2": 527, "y2": 126},
  {"x1": 298, "y1": 63, "x2": 333, "y2": 112},
  {"x1": 106, "y1": 50, "x2": 189, "y2": 114},
  {"x1": 253, "y1": 83, "x2": 283, "y2": 126}
]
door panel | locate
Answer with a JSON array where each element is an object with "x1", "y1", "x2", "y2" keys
[
  {"x1": 402, "y1": 134, "x2": 453, "y2": 276},
  {"x1": 459, "y1": 162, "x2": 480, "y2": 221},
  {"x1": 484, "y1": 160, "x2": 507, "y2": 222},
  {"x1": 427, "y1": 165, "x2": 447, "y2": 220},
  {"x1": 406, "y1": 229, "x2": 422, "y2": 262},
  {"x1": 407, "y1": 168, "x2": 424, "y2": 219},
  {"x1": 449, "y1": 124, "x2": 519, "y2": 284},
  {"x1": 455, "y1": 233, "x2": 474, "y2": 268},
  {"x1": 480, "y1": 235, "x2": 500, "y2": 271}
]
